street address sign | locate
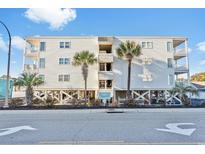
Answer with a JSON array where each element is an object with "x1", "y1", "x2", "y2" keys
[{"x1": 98, "y1": 92, "x2": 111, "y2": 100}]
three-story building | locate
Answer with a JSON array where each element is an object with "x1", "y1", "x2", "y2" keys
[{"x1": 23, "y1": 36, "x2": 189, "y2": 106}]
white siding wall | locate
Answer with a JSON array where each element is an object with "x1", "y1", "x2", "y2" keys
[
  {"x1": 112, "y1": 37, "x2": 175, "y2": 90},
  {"x1": 37, "y1": 37, "x2": 99, "y2": 89},
  {"x1": 25, "y1": 36, "x2": 184, "y2": 91}
]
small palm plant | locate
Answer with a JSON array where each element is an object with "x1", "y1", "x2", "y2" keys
[
  {"x1": 17, "y1": 73, "x2": 44, "y2": 106},
  {"x1": 73, "y1": 51, "x2": 97, "y2": 102},
  {"x1": 170, "y1": 82, "x2": 198, "y2": 106},
  {"x1": 116, "y1": 40, "x2": 141, "y2": 99}
]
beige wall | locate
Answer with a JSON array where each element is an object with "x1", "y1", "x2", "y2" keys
[
  {"x1": 25, "y1": 36, "x2": 187, "y2": 91},
  {"x1": 37, "y1": 37, "x2": 99, "y2": 89}
]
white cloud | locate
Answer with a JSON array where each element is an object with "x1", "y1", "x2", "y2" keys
[
  {"x1": 0, "y1": 36, "x2": 25, "y2": 52},
  {"x1": 0, "y1": 36, "x2": 7, "y2": 51},
  {"x1": 24, "y1": 8, "x2": 77, "y2": 30},
  {"x1": 197, "y1": 41, "x2": 205, "y2": 52},
  {"x1": 200, "y1": 60, "x2": 205, "y2": 65},
  {"x1": 12, "y1": 36, "x2": 26, "y2": 51}
]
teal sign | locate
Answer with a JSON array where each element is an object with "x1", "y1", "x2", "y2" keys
[
  {"x1": 98, "y1": 92, "x2": 111, "y2": 100},
  {"x1": 0, "y1": 79, "x2": 13, "y2": 100}
]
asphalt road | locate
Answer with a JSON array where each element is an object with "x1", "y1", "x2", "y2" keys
[{"x1": 0, "y1": 108, "x2": 205, "y2": 144}]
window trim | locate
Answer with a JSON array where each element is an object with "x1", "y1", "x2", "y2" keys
[
  {"x1": 59, "y1": 41, "x2": 71, "y2": 49},
  {"x1": 40, "y1": 42, "x2": 46, "y2": 52},
  {"x1": 58, "y1": 58, "x2": 70, "y2": 65},
  {"x1": 167, "y1": 58, "x2": 173, "y2": 68},
  {"x1": 167, "y1": 42, "x2": 173, "y2": 52},
  {"x1": 39, "y1": 58, "x2": 45, "y2": 68},
  {"x1": 58, "y1": 74, "x2": 70, "y2": 82},
  {"x1": 141, "y1": 41, "x2": 153, "y2": 49}
]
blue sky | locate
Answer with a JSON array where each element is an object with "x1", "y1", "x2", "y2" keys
[{"x1": 0, "y1": 8, "x2": 205, "y2": 77}]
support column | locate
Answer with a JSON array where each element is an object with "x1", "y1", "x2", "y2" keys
[
  {"x1": 77, "y1": 90, "x2": 80, "y2": 99},
  {"x1": 185, "y1": 39, "x2": 190, "y2": 84},
  {"x1": 148, "y1": 90, "x2": 151, "y2": 105}
]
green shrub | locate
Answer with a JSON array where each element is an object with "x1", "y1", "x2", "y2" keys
[{"x1": 9, "y1": 98, "x2": 24, "y2": 107}]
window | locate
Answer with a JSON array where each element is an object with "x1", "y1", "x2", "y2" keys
[
  {"x1": 64, "y1": 75, "x2": 70, "y2": 81},
  {"x1": 106, "y1": 63, "x2": 112, "y2": 71},
  {"x1": 65, "y1": 42, "x2": 70, "y2": 48},
  {"x1": 58, "y1": 74, "x2": 70, "y2": 82},
  {"x1": 64, "y1": 58, "x2": 69, "y2": 64},
  {"x1": 59, "y1": 58, "x2": 64, "y2": 64},
  {"x1": 142, "y1": 42, "x2": 146, "y2": 48},
  {"x1": 99, "y1": 63, "x2": 112, "y2": 71},
  {"x1": 167, "y1": 58, "x2": 173, "y2": 68},
  {"x1": 147, "y1": 42, "x2": 153, "y2": 48},
  {"x1": 99, "y1": 63, "x2": 105, "y2": 71},
  {"x1": 59, "y1": 42, "x2": 71, "y2": 48},
  {"x1": 106, "y1": 80, "x2": 112, "y2": 89},
  {"x1": 59, "y1": 58, "x2": 70, "y2": 65},
  {"x1": 39, "y1": 58, "x2": 45, "y2": 68},
  {"x1": 167, "y1": 42, "x2": 173, "y2": 52},
  {"x1": 99, "y1": 80, "x2": 112, "y2": 89},
  {"x1": 99, "y1": 80, "x2": 106, "y2": 89},
  {"x1": 168, "y1": 74, "x2": 174, "y2": 85},
  {"x1": 141, "y1": 42, "x2": 153, "y2": 49},
  {"x1": 58, "y1": 75, "x2": 64, "y2": 82},
  {"x1": 60, "y1": 42, "x2": 64, "y2": 48},
  {"x1": 40, "y1": 42, "x2": 46, "y2": 51}
]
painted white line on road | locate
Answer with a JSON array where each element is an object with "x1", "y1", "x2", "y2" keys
[
  {"x1": 0, "y1": 126, "x2": 37, "y2": 137},
  {"x1": 156, "y1": 123, "x2": 196, "y2": 136}
]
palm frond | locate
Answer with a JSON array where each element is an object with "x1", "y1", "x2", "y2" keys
[{"x1": 116, "y1": 40, "x2": 142, "y2": 59}]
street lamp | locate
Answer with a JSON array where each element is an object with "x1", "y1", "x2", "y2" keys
[{"x1": 0, "y1": 20, "x2": 11, "y2": 108}]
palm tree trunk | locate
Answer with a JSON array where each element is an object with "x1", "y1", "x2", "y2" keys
[
  {"x1": 84, "y1": 78, "x2": 87, "y2": 102},
  {"x1": 127, "y1": 59, "x2": 132, "y2": 99},
  {"x1": 82, "y1": 64, "x2": 88, "y2": 102},
  {"x1": 26, "y1": 86, "x2": 33, "y2": 106}
]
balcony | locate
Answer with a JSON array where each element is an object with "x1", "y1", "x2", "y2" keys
[
  {"x1": 98, "y1": 71, "x2": 114, "y2": 80},
  {"x1": 174, "y1": 48, "x2": 187, "y2": 60},
  {"x1": 25, "y1": 47, "x2": 39, "y2": 59},
  {"x1": 98, "y1": 53, "x2": 113, "y2": 62},
  {"x1": 24, "y1": 64, "x2": 38, "y2": 74},
  {"x1": 98, "y1": 37, "x2": 113, "y2": 45},
  {"x1": 175, "y1": 65, "x2": 189, "y2": 75}
]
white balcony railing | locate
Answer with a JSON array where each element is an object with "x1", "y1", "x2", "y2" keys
[
  {"x1": 175, "y1": 65, "x2": 189, "y2": 74},
  {"x1": 24, "y1": 64, "x2": 38, "y2": 74},
  {"x1": 174, "y1": 48, "x2": 187, "y2": 60},
  {"x1": 98, "y1": 71, "x2": 114, "y2": 80},
  {"x1": 25, "y1": 46, "x2": 39, "y2": 59},
  {"x1": 98, "y1": 53, "x2": 113, "y2": 62}
]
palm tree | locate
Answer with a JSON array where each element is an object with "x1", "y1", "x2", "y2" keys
[
  {"x1": 170, "y1": 82, "x2": 198, "y2": 106},
  {"x1": 17, "y1": 73, "x2": 44, "y2": 106},
  {"x1": 13, "y1": 78, "x2": 21, "y2": 91},
  {"x1": 72, "y1": 51, "x2": 97, "y2": 102},
  {"x1": 116, "y1": 40, "x2": 141, "y2": 99}
]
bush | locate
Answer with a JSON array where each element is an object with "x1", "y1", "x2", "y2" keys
[
  {"x1": 86, "y1": 99, "x2": 101, "y2": 107},
  {"x1": 43, "y1": 96, "x2": 58, "y2": 108},
  {"x1": 200, "y1": 102, "x2": 205, "y2": 107},
  {"x1": 9, "y1": 98, "x2": 24, "y2": 107}
]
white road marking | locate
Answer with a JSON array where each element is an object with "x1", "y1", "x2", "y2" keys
[
  {"x1": 0, "y1": 126, "x2": 37, "y2": 137},
  {"x1": 156, "y1": 123, "x2": 196, "y2": 136}
]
